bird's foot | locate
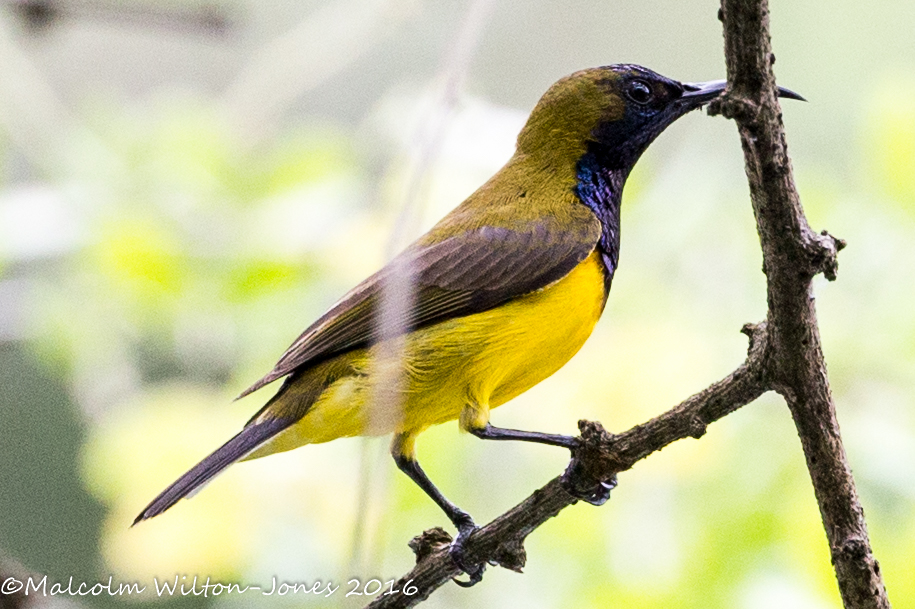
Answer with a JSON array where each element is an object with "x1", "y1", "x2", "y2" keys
[
  {"x1": 561, "y1": 420, "x2": 619, "y2": 506},
  {"x1": 449, "y1": 516, "x2": 485, "y2": 587},
  {"x1": 563, "y1": 474, "x2": 617, "y2": 506}
]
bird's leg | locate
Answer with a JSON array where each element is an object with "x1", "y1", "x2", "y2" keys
[
  {"x1": 467, "y1": 422, "x2": 615, "y2": 506},
  {"x1": 391, "y1": 433, "x2": 485, "y2": 587},
  {"x1": 467, "y1": 421, "x2": 578, "y2": 449}
]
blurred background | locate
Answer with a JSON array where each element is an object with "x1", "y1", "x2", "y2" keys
[{"x1": 1, "y1": 0, "x2": 914, "y2": 607}]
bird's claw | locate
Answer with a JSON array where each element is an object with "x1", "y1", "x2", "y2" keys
[
  {"x1": 561, "y1": 462, "x2": 617, "y2": 506},
  {"x1": 450, "y1": 518, "x2": 485, "y2": 587},
  {"x1": 577, "y1": 476, "x2": 616, "y2": 506},
  {"x1": 561, "y1": 422, "x2": 617, "y2": 506}
]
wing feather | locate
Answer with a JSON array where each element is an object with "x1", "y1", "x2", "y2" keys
[{"x1": 238, "y1": 217, "x2": 601, "y2": 399}]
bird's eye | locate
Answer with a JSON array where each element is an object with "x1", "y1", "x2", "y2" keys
[{"x1": 626, "y1": 80, "x2": 653, "y2": 105}]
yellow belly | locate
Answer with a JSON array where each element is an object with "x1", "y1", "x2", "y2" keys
[{"x1": 253, "y1": 250, "x2": 607, "y2": 456}]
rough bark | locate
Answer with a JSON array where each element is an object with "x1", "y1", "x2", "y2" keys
[{"x1": 712, "y1": 1, "x2": 891, "y2": 607}]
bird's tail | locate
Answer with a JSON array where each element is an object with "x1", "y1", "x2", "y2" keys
[{"x1": 132, "y1": 416, "x2": 294, "y2": 525}]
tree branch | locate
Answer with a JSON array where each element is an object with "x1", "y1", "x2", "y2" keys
[
  {"x1": 711, "y1": 0, "x2": 890, "y2": 607},
  {"x1": 366, "y1": 323, "x2": 769, "y2": 609},
  {"x1": 364, "y1": 1, "x2": 893, "y2": 607}
]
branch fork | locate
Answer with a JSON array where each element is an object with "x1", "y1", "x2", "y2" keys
[{"x1": 364, "y1": 0, "x2": 891, "y2": 605}]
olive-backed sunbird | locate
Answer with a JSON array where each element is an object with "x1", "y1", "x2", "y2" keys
[{"x1": 135, "y1": 64, "x2": 801, "y2": 581}]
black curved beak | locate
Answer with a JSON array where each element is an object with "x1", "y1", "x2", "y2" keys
[{"x1": 680, "y1": 79, "x2": 806, "y2": 108}]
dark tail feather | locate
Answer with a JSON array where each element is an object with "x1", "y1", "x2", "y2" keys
[{"x1": 133, "y1": 417, "x2": 293, "y2": 525}]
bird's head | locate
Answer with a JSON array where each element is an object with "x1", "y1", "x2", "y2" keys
[{"x1": 517, "y1": 64, "x2": 802, "y2": 175}]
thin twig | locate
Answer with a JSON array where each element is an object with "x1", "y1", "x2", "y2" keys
[
  {"x1": 348, "y1": 0, "x2": 498, "y2": 574},
  {"x1": 712, "y1": 1, "x2": 890, "y2": 607}
]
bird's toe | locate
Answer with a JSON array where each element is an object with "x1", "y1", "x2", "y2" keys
[
  {"x1": 562, "y1": 470, "x2": 617, "y2": 506},
  {"x1": 449, "y1": 519, "x2": 485, "y2": 587}
]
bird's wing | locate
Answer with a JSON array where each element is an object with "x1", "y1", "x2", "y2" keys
[{"x1": 238, "y1": 218, "x2": 602, "y2": 398}]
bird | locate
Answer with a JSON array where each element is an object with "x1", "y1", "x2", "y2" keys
[{"x1": 134, "y1": 64, "x2": 802, "y2": 584}]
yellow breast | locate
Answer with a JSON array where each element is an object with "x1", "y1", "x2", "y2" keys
[
  {"x1": 253, "y1": 249, "x2": 608, "y2": 455},
  {"x1": 403, "y1": 249, "x2": 607, "y2": 430}
]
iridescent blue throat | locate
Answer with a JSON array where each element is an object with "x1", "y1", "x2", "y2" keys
[{"x1": 574, "y1": 151, "x2": 625, "y2": 290}]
